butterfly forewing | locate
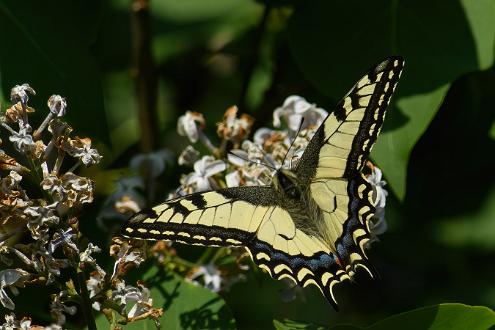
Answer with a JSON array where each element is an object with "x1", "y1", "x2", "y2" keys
[
  {"x1": 123, "y1": 187, "x2": 278, "y2": 246},
  {"x1": 296, "y1": 56, "x2": 404, "y2": 182}
]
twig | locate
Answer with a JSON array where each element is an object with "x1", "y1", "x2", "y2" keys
[
  {"x1": 77, "y1": 269, "x2": 97, "y2": 330},
  {"x1": 131, "y1": 0, "x2": 159, "y2": 153}
]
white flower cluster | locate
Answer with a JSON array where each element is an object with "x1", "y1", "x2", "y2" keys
[
  {"x1": 175, "y1": 96, "x2": 328, "y2": 195},
  {"x1": 0, "y1": 84, "x2": 161, "y2": 328}
]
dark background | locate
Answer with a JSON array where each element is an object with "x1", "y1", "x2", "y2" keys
[{"x1": 0, "y1": 0, "x2": 494, "y2": 328}]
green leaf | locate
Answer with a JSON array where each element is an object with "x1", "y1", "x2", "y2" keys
[
  {"x1": 433, "y1": 187, "x2": 495, "y2": 250},
  {"x1": 287, "y1": 0, "x2": 495, "y2": 199},
  {"x1": 0, "y1": 1, "x2": 108, "y2": 143},
  {"x1": 366, "y1": 304, "x2": 495, "y2": 330},
  {"x1": 150, "y1": 0, "x2": 261, "y2": 62},
  {"x1": 95, "y1": 268, "x2": 236, "y2": 329},
  {"x1": 274, "y1": 318, "x2": 327, "y2": 330},
  {"x1": 274, "y1": 304, "x2": 495, "y2": 330}
]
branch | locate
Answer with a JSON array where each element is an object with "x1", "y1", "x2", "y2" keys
[{"x1": 131, "y1": 0, "x2": 159, "y2": 152}]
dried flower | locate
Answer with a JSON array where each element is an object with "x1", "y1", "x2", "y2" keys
[
  {"x1": 63, "y1": 137, "x2": 102, "y2": 166},
  {"x1": 178, "y1": 145, "x2": 200, "y2": 166},
  {"x1": 110, "y1": 238, "x2": 146, "y2": 278},
  {"x1": 0, "y1": 83, "x2": 161, "y2": 328},
  {"x1": 4, "y1": 102, "x2": 35, "y2": 124},
  {"x1": 216, "y1": 106, "x2": 253, "y2": 144},
  {"x1": 114, "y1": 195, "x2": 141, "y2": 215},
  {"x1": 9, "y1": 125, "x2": 36, "y2": 154},
  {"x1": 24, "y1": 204, "x2": 59, "y2": 240},
  {"x1": 80, "y1": 243, "x2": 102, "y2": 267},
  {"x1": 0, "y1": 152, "x2": 30, "y2": 173}
]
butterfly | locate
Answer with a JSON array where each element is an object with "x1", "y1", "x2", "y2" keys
[{"x1": 121, "y1": 56, "x2": 404, "y2": 309}]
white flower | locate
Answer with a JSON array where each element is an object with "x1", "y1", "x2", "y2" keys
[
  {"x1": 63, "y1": 137, "x2": 102, "y2": 166},
  {"x1": 111, "y1": 242, "x2": 145, "y2": 279},
  {"x1": 273, "y1": 95, "x2": 328, "y2": 133},
  {"x1": 112, "y1": 281, "x2": 155, "y2": 319},
  {"x1": 44, "y1": 325, "x2": 63, "y2": 330},
  {"x1": 365, "y1": 165, "x2": 389, "y2": 247},
  {"x1": 86, "y1": 271, "x2": 105, "y2": 299},
  {"x1": 225, "y1": 170, "x2": 241, "y2": 188},
  {"x1": 9, "y1": 126, "x2": 35, "y2": 154},
  {"x1": 366, "y1": 166, "x2": 388, "y2": 208},
  {"x1": 1, "y1": 171, "x2": 23, "y2": 194},
  {"x1": 10, "y1": 84, "x2": 35, "y2": 105},
  {"x1": 24, "y1": 204, "x2": 59, "y2": 240},
  {"x1": 114, "y1": 195, "x2": 141, "y2": 214},
  {"x1": 127, "y1": 284, "x2": 152, "y2": 318},
  {"x1": 0, "y1": 269, "x2": 30, "y2": 310},
  {"x1": 177, "y1": 111, "x2": 205, "y2": 143},
  {"x1": 79, "y1": 243, "x2": 102, "y2": 265},
  {"x1": 1, "y1": 313, "x2": 18, "y2": 330},
  {"x1": 49, "y1": 228, "x2": 79, "y2": 254},
  {"x1": 181, "y1": 156, "x2": 226, "y2": 193},
  {"x1": 47, "y1": 95, "x2": 67, "y2": 117},
  {"x1": 19, "y1": 318, "x2": 31, "y2": 330},
  {"x1": 189, "y1": 264, "x2": 222, "y2": 292},
  {"x1": 112, "y1": 281, "x2": 140, "y2": 306}
]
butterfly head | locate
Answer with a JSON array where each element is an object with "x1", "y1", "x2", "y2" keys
[{"x1": 273, "y1": 169, "x2": 301, "y2": 200}]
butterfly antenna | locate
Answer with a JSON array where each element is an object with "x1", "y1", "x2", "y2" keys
[
  {"x1": 281, "y1": 117, "x2": 305, "y2": 168},
  {"x1": 251, "y1": 142, "x2": 277, "y2": 168},
  {"x1": 228, "y1": 151, "x2": 277, "y2": 171}
]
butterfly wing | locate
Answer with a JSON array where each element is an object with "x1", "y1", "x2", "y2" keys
[
  {"x1": 122, "y1": 185, "x2": 345, "y2": 308},
  {"x1": 122, "y1": 186, "x2": 278, "y2": 246},
  {"x1": 291, "y1": 57, "x2": 404, "y2": 299},
  {"x1": 297, "y1": 56, "x2": 404, "y2": 182}
]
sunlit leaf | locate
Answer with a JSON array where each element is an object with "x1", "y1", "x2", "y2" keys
[
  {"x1": 122, "y1": 269, "x2": 235, "y2": 330},
  {"x1": 288, "y1": 0, "x2": 495, "y2": 199},
  {"x1": 274, "y1": 304, "x2": 495, "y2": 330}
]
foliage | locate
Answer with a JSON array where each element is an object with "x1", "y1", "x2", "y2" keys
[
  {"x1": 274, "y1": 304, "x2": 495, "y2": 330},
  {"x1": 0, "y1": 0, "x2": 494, "y2": 329}
]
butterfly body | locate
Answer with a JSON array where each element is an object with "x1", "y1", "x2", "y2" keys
[{"x1": 122, "y1": 57, "x2": 404, "y2": 308}]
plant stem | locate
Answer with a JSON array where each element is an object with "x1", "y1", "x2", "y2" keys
[
  {"x1": 238, "y1": 5, "x2": 271, "y2": 113},
  {"x1": 77, "y1": 269, "x2": 97, "y2": 330},
  {"x1": 131, "y1": 0, "x2": 159, "y2": 153}
]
